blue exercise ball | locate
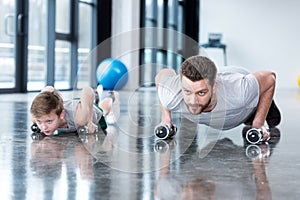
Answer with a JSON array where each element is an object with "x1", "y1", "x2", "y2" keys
[{"x1": 96, "y1": 58, "x2": 128, "y2": 90}]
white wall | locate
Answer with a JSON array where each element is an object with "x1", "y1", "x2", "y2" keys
[{"x1": 200, "y1": 0, "x2": 300, "y2": 89}]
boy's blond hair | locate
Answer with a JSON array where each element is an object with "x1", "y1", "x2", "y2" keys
[{"x1": 30, "y1": 90, "x2": 64, "y2": 118}]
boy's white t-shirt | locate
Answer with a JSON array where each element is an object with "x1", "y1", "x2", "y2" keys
[{"x1": 57, "y1": 100, "x2": 103, "y2": 133}]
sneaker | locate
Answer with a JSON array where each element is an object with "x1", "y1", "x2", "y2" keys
[
  {"x1": 268, "y1": 127, "x2": 281, "y2": 145},
  {"x1": 95, "y1": 85, "x2": 103, "y2": 105},
  {"x1": 266, "y1": 100, "x2": 281, "y2": 127},
  {"x1": 106, "y1": 91, "x2": 120, "y2": 124}
]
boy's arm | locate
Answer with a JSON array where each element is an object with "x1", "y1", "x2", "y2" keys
[{"x1": 251, "y1": 70, "x2": 276, "y2": 140}]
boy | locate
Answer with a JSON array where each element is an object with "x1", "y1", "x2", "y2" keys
[{"x1": 30, "y1": 85, "x2": 119, "y2": 136}]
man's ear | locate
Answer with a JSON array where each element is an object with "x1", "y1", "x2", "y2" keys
[{"x1": 213, "y1": 82, "x2": 218, "y2": 93}]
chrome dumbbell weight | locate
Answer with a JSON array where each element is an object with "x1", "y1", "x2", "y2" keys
[{"x1": 154, "y1": 124, "x2": 177, "y2": 140}]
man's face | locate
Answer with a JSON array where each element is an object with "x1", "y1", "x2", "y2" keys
[
  {"x1": 34, "y1": 110, "x2": 61, "y2": 135},
  {"x1": 181, "y1": 76, "x2": 215, "y2": 115}
]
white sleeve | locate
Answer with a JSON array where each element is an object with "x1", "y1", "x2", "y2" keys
[
  {"x1": 157, "y1": 75, "x2": 183, "y2": 111},
  {"x1": 242, "y1": 74, "x2": 260, "y2": 109}
]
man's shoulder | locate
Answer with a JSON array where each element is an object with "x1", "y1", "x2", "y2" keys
[{"x1": 158, "y1": 74, "x2": 183, "y2": 110}]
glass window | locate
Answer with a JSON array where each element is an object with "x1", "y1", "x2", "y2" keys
[
  {"x1": 55, "y1": 0, "x2": 70, "y2": 33},
  {"x1": 0, "y1": 1, "x2": 15, "y2": 89},
  {"x1": 141, "y1": 0, "x2": 184, "y2": 86},
  {"x1": 77, "y1": 2, "x2": 93, "y2": 88},
  {"x1": 27, "y1": 0, "x2": 47, "y2": 91},
  {"x1": 54, "y1": 41, "x2": 71, "y2": 89}
]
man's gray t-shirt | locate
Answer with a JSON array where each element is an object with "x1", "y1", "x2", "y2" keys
[{"x1": 157, "y1": 66, "x2": 259, "y2": 130}]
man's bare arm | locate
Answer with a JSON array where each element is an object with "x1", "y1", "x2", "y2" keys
[{"x1": 251, "y1": 70, "x2": 276, "y2": 140}]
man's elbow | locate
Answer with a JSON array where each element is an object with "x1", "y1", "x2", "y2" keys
[{"x1": 270, "y1": 71, "x2": 277, "y2": 87}]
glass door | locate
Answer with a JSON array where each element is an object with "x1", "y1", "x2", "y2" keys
[
  {"x1": 0, "y1": 1, "x2": 17, "y2": 91},
  {"x1": 0, "y1": 0, "x2": 97, "y2": 92},
  {"x1": 0, "y1": 0, "x2": 28, "y2": 93}
]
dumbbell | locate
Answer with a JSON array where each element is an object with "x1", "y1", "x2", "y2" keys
[
  {"x1": 245, "y1": 128, "x2": 266, "y2": 144},
  {"x1": 31, "y1": 132, "x2": 45, "y2": 140},
  {"x1": 245, "y1": 145, "x2": 262, "y2": 160},
  {"x1": 30, "y1": 123, "x2": 45, "y2": 140},
  {"x1": 77, "y1": 125, "x2": 99, "y2": 135},
  {"x1": 154, "y1": 140, "x2": 169, "y2": 153},
  {"x1": 154, "y1": 139, "x2": 177, "y2": 153},
  {"x1": 77, "y1": 125, "x2": 89, "y2": 134},
  {"x1": 31, "y1": 123, "x2": 41, "y2": 133},
  {"x1": 154, "y1": 124, "x2": 177, "y2": 140},
  {"x1": 245, "y1": 144, "x2": 270, "y2": 160}
]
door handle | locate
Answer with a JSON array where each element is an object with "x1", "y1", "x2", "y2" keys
[
  {"x1": 17, "y1": 14, "x2": 25, "y2": 36},
  {"x1": 4, "y1": 14, "x2": 14, "y2": 37}
]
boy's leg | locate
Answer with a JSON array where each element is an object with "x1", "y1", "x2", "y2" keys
[
  {"x1": 103, "y1": 91, "x2": 120, "y2": 124},
  {"x1": 99, "y1": 98, "x2": 113, "y2": 116},
  {"x1": 75, "y1": 87, "x2": 97, "y2": 132}
]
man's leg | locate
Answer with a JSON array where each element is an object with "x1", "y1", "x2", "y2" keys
[
  {"x1": 244, "y1": 100, "x2": 281, "y2": 127},
  {"x1": 266, "y1": 100, "x2": 281, "y2": 127}
]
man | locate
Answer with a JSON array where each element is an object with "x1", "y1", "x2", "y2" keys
[{"x1": 155, "y1": 55, "x2": 281, "y2": 141}]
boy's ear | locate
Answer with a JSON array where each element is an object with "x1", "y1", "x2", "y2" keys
[
  {"x1": 60, "y1": 109, "x2": 65, "y2": 119},
  {"x1": 31, "y1": 117, "x2": 37, "y2": 124}
]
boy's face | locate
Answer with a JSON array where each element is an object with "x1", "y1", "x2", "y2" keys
[
  {"x1": 34, "y1": 110, "x2": 62, "y2": 135},
  {"x1": 181, "y1": 76, "x2": 216, "y2": 115}
]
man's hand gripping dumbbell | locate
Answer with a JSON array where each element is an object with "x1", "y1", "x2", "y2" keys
[{"x1": 154, "y1": 123, "x2": 177, "y2": 140}]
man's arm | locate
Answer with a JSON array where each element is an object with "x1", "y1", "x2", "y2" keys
[
  {"x1": 251, "y1": 70, "x2": 276, "y2": 140},
  {"x1": 252, "y1": 159, "x2": 272, "y2": 200},
  {"x1": 155, "y1": 68, "x2": 177, "y2": 127},
  {"x1": 159, "y1": 104, "x2": 172, "y2": 127}
]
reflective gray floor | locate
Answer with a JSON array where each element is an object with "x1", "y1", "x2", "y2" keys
[{"x1": 0, "y1": 88, "x2": 300, "y2": 200}]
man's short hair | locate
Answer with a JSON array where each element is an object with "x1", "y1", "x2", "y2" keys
[{"x1": 180, "y1": 55, "x2": 217, "y2": 86}]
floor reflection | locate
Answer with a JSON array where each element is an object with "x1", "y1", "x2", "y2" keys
[
  {"x1": 155, "y1": 132, "x2": 280, "y2": 200},
  {"x1": 0, "y1": 89, "x2": 300, "y2": 199}
]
